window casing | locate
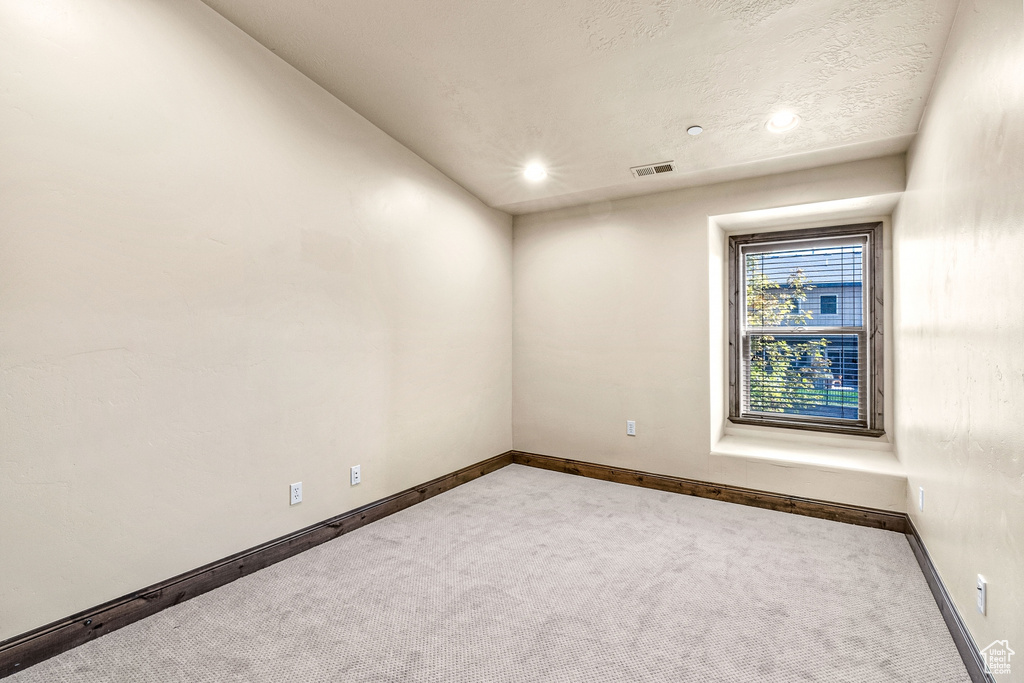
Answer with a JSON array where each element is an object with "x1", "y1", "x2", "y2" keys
[{"x1": 728, "y1": 222, "x2": 884, "y2": 436}]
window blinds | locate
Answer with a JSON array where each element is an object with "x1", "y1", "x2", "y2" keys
[{"x1": 740, "y1": 236, "x2": 868, "y2": 424}]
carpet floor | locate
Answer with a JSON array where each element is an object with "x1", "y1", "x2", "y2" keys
[{"x1": 11, "y1": 464, "x2": 970, "y2": 682}]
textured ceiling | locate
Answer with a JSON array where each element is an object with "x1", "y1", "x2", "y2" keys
[{"x1": 201, "y1": 0, "x2": 959, "y2": 214}]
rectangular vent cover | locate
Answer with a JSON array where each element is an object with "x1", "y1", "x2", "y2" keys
[{"x1": 630, "y1": 161, "x2": 675, "y2": 178}]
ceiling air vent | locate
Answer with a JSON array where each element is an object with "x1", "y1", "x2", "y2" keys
[{"x1": 630, "y1": 161, "x2": 675, "y2": 179}]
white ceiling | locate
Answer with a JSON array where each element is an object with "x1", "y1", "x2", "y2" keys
[{"x1": 201, "y1": 0, "x2": 959, "y2": 214}]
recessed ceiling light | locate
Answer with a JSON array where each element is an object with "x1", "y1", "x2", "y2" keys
[
  {"x1": 687, "y1": 125, "x2": 703, "y2": 136},
  {"x1": 524, "y1": 162, "x2": 547, "y2": 182},
  {"x1": 766, "y1": 111, "x2": 800, "y2": 133}
]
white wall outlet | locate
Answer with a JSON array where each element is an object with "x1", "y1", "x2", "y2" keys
[
  {"x1": 290, "y1": 482, "x2": 302, "y2": 505},
  {"x1": 919, "y1": 487, "x2": 925, "y2": 512},
  {"x1": 626, "y1": 420, "x2": 636, "y2": 436},
  {"x1": 350, "y1": 465, "x2": 361, "y2": 486},
  {"x1": 977, "y1": 575, "x2": 987, "y2": 615}
]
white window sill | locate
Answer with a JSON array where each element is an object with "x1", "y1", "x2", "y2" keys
[
  {"x1": 709, "y1": 432, "x2": 906, "y2": 511},
  {"x1": 713, "y1": 432, "x2": 902, "y2": 477}
]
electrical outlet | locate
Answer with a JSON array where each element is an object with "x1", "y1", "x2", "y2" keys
[
  {"x1": 350, "y1": 465, "x2": 361, "y2": 486},
  {"x1": 919, "y1": 487, "x2": 925, "y2": 512},
  {"x1": 977, "y1": 575, "x2": 987, "y2": 615},
  {"x1": 626, "y1": 420, "x2": 636, "y2": 436},
  {"x1": 290, "y1": 482, "x2": 302, "y2": 505}
]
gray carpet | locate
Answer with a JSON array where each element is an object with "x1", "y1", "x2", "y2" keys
[{"x1": 12, "y1": 464, "x2": 969, "y2": 682}]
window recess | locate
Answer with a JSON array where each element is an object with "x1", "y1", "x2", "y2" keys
[{"x1": 728, "y1": 223, "x2": 884, "y2": 436}]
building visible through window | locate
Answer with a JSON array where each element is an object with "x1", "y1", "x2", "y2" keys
[{"x1": 728, "y1": 223, "x2": 883, "y2": 436}]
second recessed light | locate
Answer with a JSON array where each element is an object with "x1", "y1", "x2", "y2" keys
[
  {"x1": 524, "y1": 162, "x2": 547, "y2": 181},
  {"x1": 766, "y1": 111, "x2": 800, "y2": 133},
  {"x1": 687, "y1": 125, "x2": 703, "y2": 136}
]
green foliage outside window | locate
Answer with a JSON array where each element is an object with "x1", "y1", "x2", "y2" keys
[{"x1": 745, "y1": 261, "x2": 832, "y2": 413}]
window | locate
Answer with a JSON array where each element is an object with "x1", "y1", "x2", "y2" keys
[{"x1": 728, "y1": 222, "x2": 883, "y2": 436}]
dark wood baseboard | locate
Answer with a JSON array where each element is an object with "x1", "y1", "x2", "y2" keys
[
  {"x1": 905, "y1": 518, "x2": 995, "y2": 683},
  {"x1": 0, "y1": 451, "x2": 513, "y2": 679},
  {"x1": 511, "y1": 450, "x2": 908, "y2": 532}
]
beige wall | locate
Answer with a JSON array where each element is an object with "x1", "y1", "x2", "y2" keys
[
  {"x1": 893, "y1": 0, "x2": 1024, "y2": 663},
  {"x1": 0, "y1": 0, "x2": 512, "y2": 639},
  {"x1": 3, "y1": 0, "x2": 1019, "y2": 660},
  {"x1": 513, "y1": 156, "x2": 905, "y2": 501}
]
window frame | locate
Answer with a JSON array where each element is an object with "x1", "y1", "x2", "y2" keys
[{"x1": 728, "y1": 222, "x2": 884, "y2": 437}]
